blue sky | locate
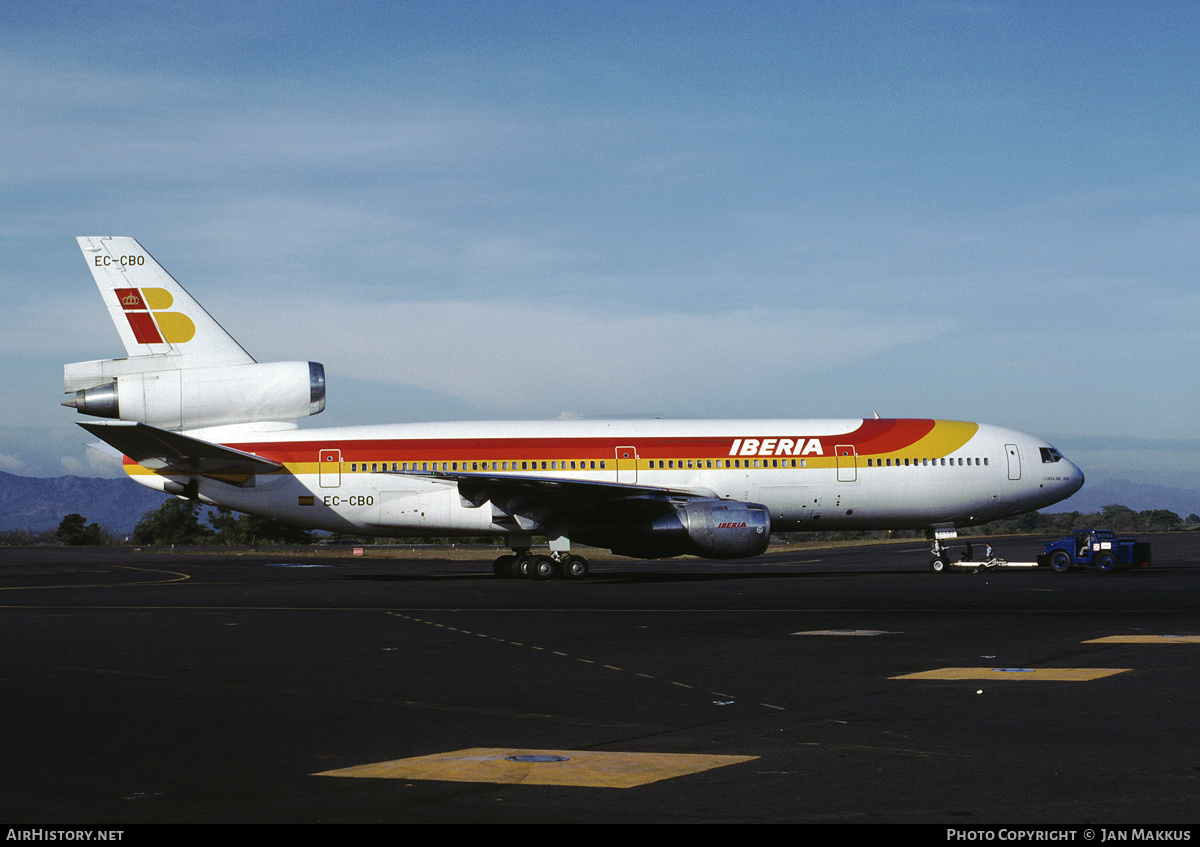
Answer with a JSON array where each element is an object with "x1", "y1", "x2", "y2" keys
[{"x1": 2, "y1": 1, "x2": 1197, "y2": 511}]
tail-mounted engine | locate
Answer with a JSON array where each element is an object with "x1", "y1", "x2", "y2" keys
[{"x1": 63, "y1": 358, "x2": 325, "y2": 429}]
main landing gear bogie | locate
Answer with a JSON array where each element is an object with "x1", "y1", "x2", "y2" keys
[{"x1": 493, "y1": 553, "x2": 589, "y2": 581}]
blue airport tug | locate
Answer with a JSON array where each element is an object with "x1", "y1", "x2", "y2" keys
[{"x1": 1037, "y1": 529, "x2": 1151, "y2": 573}]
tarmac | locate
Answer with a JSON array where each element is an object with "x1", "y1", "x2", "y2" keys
[{"x1": 1, "y1": 533, "x2": 1198, "y2": 824}]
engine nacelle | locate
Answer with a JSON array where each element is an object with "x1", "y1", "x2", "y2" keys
[
  {"x1": 63, "y1": 360, "x2": 325, "y2": 429},
  {"x1": 675, "y1": 498, "x2": 772, "y2": 559},
  {"x1": 577, "y1": 498, "x2": 772, "y2": 560}
]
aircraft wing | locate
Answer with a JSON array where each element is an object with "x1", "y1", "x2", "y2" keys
[
  {"x1": 78, "y1": 421, "x2": 283, "y2": 476},
  {"x1": 400, "y1": 468, "x2": 719, "y2": 533},
  {"x1": 436, "y1": 470, "x2": 717, "y2": 508}
]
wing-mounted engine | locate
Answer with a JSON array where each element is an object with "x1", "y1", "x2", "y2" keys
[
  {"x1": 573, "y1": 497, "x2": 772, "y2": 560},
  {"x1": 63, "y1": 358, "x2": 325, "y2": 429},
  {"x1": 423, "y1": 468, "x2": 771, "y2": 560},
  {"x1": 675, "y1": 498, "x2": 772, "y2": 559}
]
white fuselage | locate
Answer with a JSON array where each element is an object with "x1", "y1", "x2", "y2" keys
[{"x1": 124, "y1": 417, "x2": 1085, "y2": 540}]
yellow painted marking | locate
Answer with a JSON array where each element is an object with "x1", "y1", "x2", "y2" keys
[
  {"x1": 153, "y1": 311, "x2": 196, "y2": 343},
  {"x1": 0, "y1": 564, "x2": 191, "y2": 591},
  {"x1": 314, "y1": 747, "x2": 758, "y2": 788},
  {"x1": 793, "y1": 629, "x2": 896, "y2": 636},
  {"x1": 891, "y1": 667, "x2": 1129, "y2": 681},
  {"x1": 140, "y1": 287, "x2": 174, "y2": 309},
  {"x1": 906, "y1": 420, "x2": 979, "y2": 458},
  {"x1": 1085, "y1": 635, "x2": 1200, "y2": 644}
]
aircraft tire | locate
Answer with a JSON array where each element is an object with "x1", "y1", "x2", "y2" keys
[
  {"x1": 559, "y1": 555, "x2": 589, "y2": 580},
  {"x1": 1050, "y1": 551, "x2": 1072, "y2": 573},
  {"x1": 1096, "y1": 552, "x2": 1116, "y2": 573},
  {"x1": 528, "y1": 555, "x2": 555, "y2": 580},
  {"x1": 493, "y1": 555, "x2": 516, "y2": 577},
  {"x1": 929, "y1": 556, "x2": 948, "y2": 573}
]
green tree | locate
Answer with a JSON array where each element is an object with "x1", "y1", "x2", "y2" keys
[
  {"x1": 56, "y1": 513, "x2": 111, "y2": 546},
  {"x1": 1140, "y1": 509, "x2": 1182, "y2": 531},
  {"x1": 1098, "y1": 504, "x2": 1139, "y2": 533},
  {"x1": 209, "y1": 507, "x2": 315, "y2": 546},
  {"x1": 133, "y1": 500, "x2": 215, "y2": 546},
  {"x1": 56, "y1": 513, "x2": 88, "y2": 545},
  {"x1": 208, "y1": 506, "x2": 246, "y2": 545}
]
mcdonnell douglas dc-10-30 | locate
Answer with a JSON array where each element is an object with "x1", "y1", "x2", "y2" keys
[{"x1": 64, "y1": 237, "x2": 1085, "y2": 578}]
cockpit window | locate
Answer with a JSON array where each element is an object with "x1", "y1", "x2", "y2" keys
[{"x1": 1040, "y1": 447, "x2": 1063, "y2": 463}]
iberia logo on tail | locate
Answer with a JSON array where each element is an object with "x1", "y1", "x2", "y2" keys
[{"x1": 114, "y1": 287, "x2": 196, "y2": 344}]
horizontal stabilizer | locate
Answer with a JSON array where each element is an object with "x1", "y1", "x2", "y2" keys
[{"x1": 79, "y1": 421, "x2": 282, "y2": 476}]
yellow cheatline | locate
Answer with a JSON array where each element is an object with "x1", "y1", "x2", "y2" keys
[
  {"x1": 890, "y1": 667, "x2": 1129, "y2": 681},
  {"x1": 314, "y1": 747, "x2": 759, "y2": 788},
  {"x1": 1085, "y1": 635, "x2": 1200, "y2": 644}
]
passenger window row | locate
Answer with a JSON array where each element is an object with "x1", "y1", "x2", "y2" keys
[
  {"x1": 865, "y1": 457, "x2": 989, "y2": 467},
  {"x1": 341, "y1": 456, "x2": 988, "y2": 472},
  {"x1": 346, "y1": 459, "x2": 608, "y2": 473}
]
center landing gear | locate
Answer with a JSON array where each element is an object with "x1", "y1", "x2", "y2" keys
[{"x1": 493, "y1": 551, "x2": 589, "y2": 580}]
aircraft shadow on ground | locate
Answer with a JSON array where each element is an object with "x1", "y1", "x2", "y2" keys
[{"x1": 337, "y1": 567, "x2": 924, "y2": 584}]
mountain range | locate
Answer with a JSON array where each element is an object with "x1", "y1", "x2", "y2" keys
[{"x1": 0, "y1": 471, "x2": 169, "y2": 536}]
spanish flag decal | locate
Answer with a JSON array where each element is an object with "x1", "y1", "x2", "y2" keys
[{"x1": 115, "y1": 287, "x2": 196, "y2": 344}]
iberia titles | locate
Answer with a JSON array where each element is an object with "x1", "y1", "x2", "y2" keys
[{"x1": 729, "y1": 438, "x2": 824, "y2": 457}]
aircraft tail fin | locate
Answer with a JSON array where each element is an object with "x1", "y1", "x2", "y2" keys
[
  {"x1": 66, "y1": 238, "x2": 324, "y2": 430},
  {"x1": 76, "y1": 236, "x2": 254, "y2": 367}
]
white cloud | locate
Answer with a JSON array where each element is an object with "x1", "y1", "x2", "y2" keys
[
  {"x1": 254, "y1": 298, "x2": 930, "y2": 418},
  {"x1": 0, "y1": 452, "x2": 25, "y2": 473},
  {"x1": 60, "y1": 442, "x2": 125, "y2": 478}
]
